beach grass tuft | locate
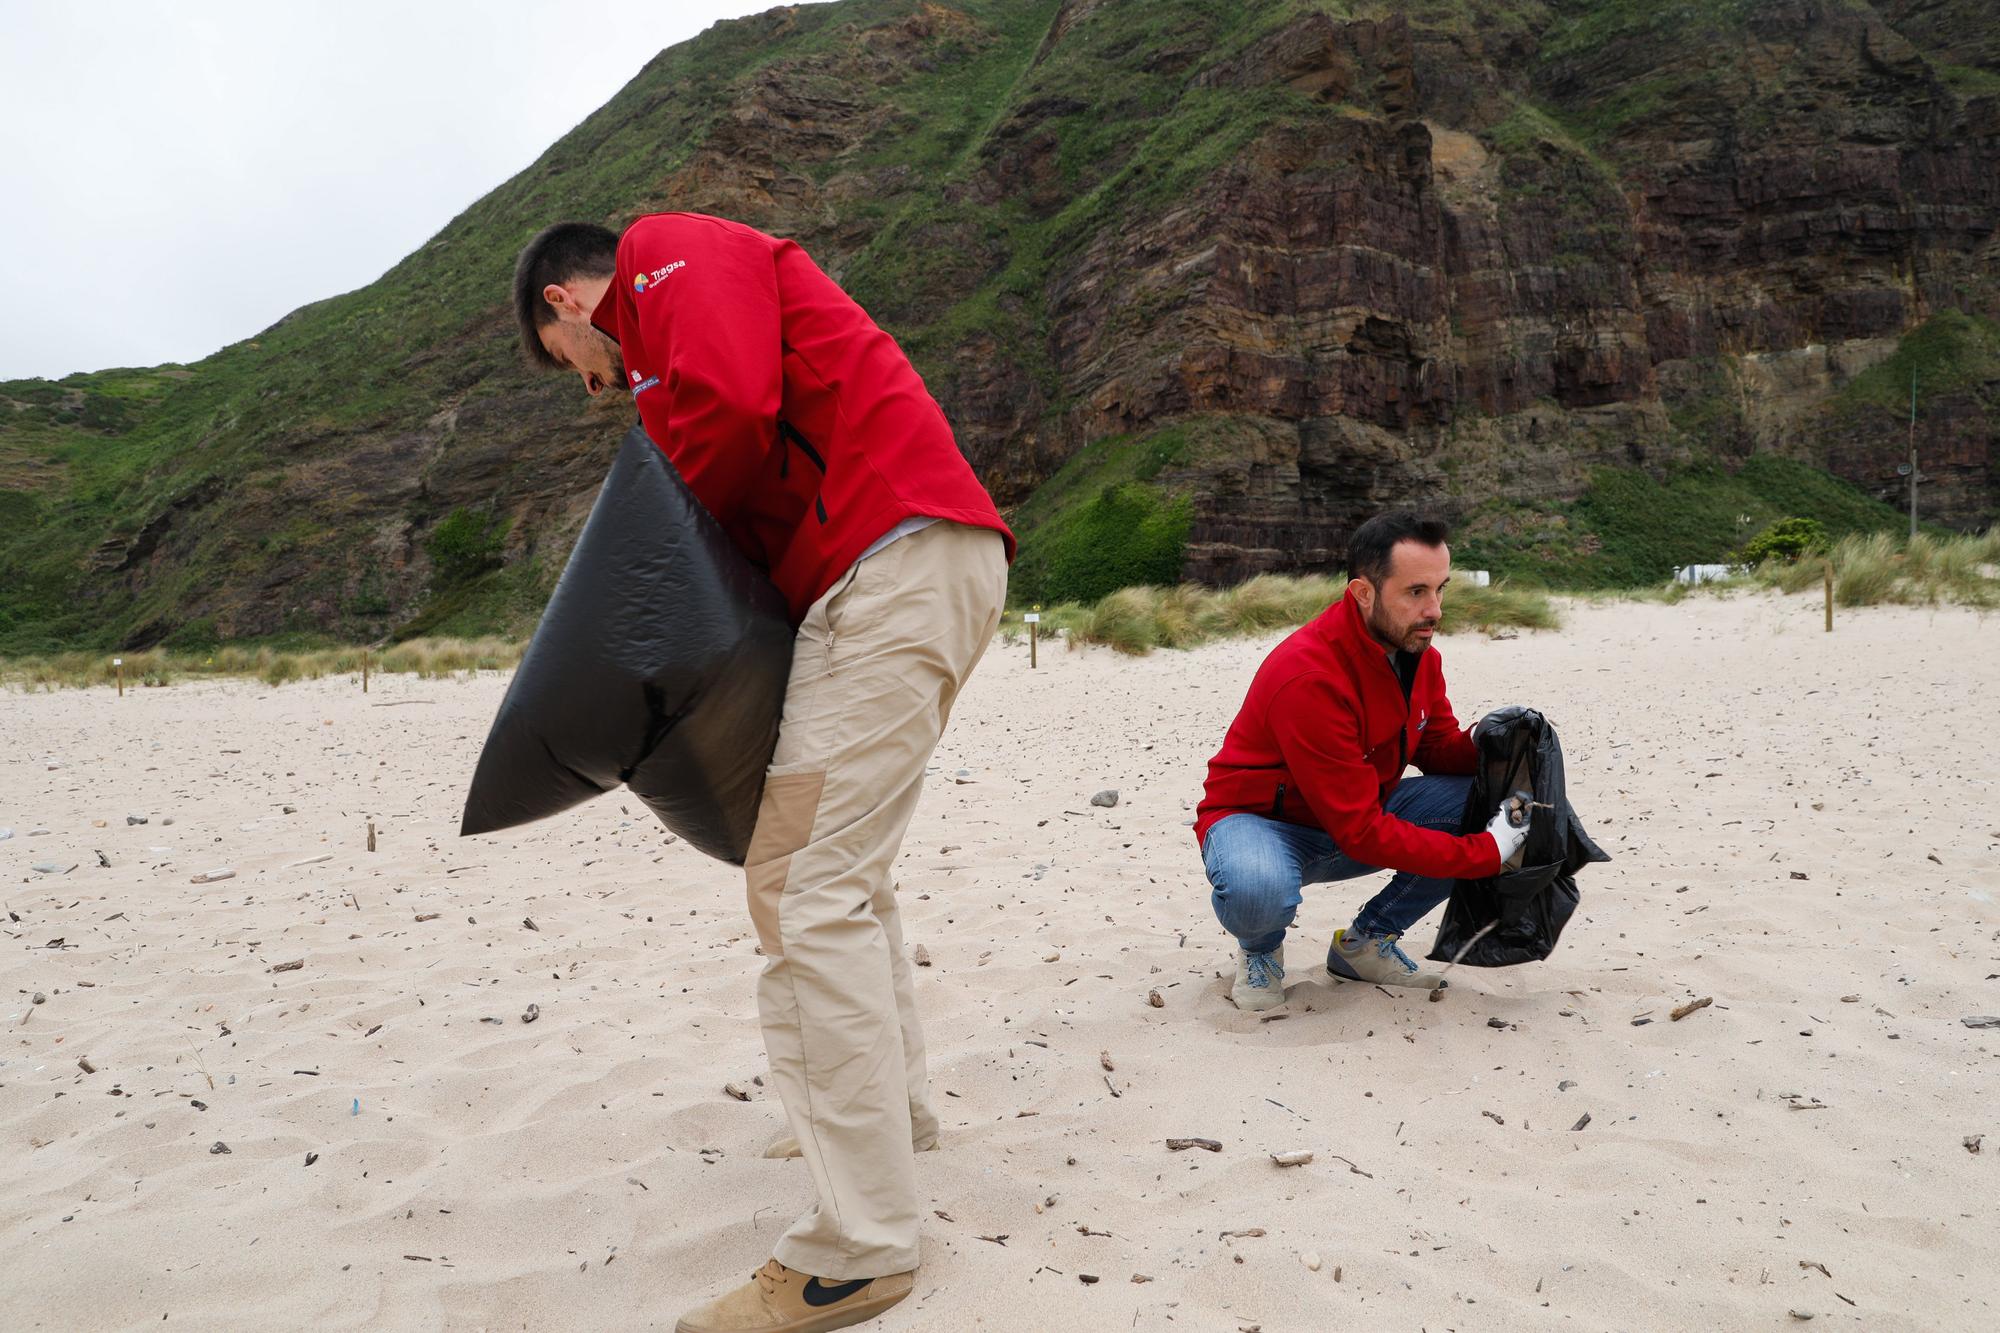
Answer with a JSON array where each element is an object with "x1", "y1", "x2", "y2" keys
[
  {"x1": 0, "y1": 636, "x2": 526, "y2": 691},
  {"x1": 1742, "y1": 529, "x2": 1999, "y2": 609},
  {"x1": 1011, "y1": 574, "x2": 1560, "y2": 656}
]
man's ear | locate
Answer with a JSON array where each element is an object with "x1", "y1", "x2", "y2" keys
[
  {"x1": 1346, "y1": 576, "x2": 1372, "y2": 613},
  {"x1": 541, "y1": 282, "x2": 574, "y2": 316}
]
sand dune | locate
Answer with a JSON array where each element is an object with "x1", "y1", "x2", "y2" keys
[{"x1": 3, "y1": 590, "x2": 1995, "y2": 1331}]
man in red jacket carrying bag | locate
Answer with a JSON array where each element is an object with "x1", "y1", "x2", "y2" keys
[
  {"x1": 514, "y1": 214, "x2": 1013, "y2": 1333},
  {"x1": 1195, "y1": 513, "x2": 1529, "y2": 1011}
]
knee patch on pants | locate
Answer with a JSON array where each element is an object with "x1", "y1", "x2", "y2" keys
[{"x1": 746, "y1": 770, "x2": 825, "y2": 958}]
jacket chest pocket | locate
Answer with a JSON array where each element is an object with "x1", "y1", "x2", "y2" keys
[
  {"x1": 777, "y1": 419, "x2": 830, "y2": 526},
  {"x1": 1362, "y1": 720, "x2": 1408, "y2": 767}
]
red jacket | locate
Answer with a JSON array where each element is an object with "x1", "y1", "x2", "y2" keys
[
  {"x1": 591, "y1": 212, "x2": 1014, "y2": 623},
  {"x1": 1194, "y1": 595, "x2": 1500, "y2": 880}
]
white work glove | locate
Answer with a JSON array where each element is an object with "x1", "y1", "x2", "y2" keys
[{"x1": 1484, "y1": 794, "x2": 1531, "y2": 868}]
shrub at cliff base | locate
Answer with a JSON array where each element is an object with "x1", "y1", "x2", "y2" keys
[{"x1": 1736, "y1": 517, "x2": 1828, "y2": 565}]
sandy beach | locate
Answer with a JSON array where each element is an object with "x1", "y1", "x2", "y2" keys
[{"x1": 3, "y1": 590, "x2": 1995, "y2": 1332}]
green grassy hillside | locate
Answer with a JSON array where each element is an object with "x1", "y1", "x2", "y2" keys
[{"x1": 2, "y1": 0, "x2": 1993, "y2": 653}]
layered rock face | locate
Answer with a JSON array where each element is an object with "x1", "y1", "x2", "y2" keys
[
  {"x1": 652, "y1": 0, "x2": 1999, "y2": 573},
  {"x1": 4, "y1": 0, "x2": 1995, "y2": 647},
  {"x1": 973, "y1": 1, "x2": 1998, "y2": 576}
]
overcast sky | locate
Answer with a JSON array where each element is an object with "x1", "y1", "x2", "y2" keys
[{"x1": 0, "y1": 1, "x2": 786, "y2": 382}]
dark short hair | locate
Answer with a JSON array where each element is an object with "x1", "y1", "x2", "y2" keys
[
  {"x1": 512, "y1": 222, "x2": 620, "y2": 368},
  {"x1": 1346, "y1": 511, "x2": 1450, "y2": 585}
]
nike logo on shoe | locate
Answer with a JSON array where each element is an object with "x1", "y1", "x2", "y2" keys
[{"x1": 801, "y1": 1277, "x2": 871, "y2": 1308}]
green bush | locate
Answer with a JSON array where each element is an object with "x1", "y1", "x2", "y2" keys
[
  {"x1": 1737, "y1": 517, "x2": 1827, "y2": 565},
  {"x1": 425, "y1": 509, "x2": 508, "y2": 587},
  {"x1": 1038, "y1": 482, "x2": 1193, "y2": 606}
]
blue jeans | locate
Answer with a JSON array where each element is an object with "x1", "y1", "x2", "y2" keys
[{"x1": 1202, "y1": 775, "x2": 1474, "y2": 954}]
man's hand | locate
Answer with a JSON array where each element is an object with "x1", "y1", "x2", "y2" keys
[{"x1": 1484, "y1": 798, "x2": 1530, "y2": 867}]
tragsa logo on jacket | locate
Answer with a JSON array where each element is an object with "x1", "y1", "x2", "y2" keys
[{"x1": 633, "y1": 261, "x2": 687, "y2": 297}]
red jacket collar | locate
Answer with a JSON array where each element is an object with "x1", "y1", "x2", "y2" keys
[
  {"x1": 1317, "y1": 593, "x2": 1428, "y2": 678},
  {"x1": 590, "y1": 287, "x2": 620, "y2": 341}
]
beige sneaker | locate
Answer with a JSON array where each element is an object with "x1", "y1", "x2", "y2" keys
[
  {"x1": 675, "y1": 1259, "x2": 913, "y2": 1333},
  {"x1": 1328, "y1": 927, "x2": 1444, "y2": 990},
  {"x1": 1230, "y1": 945, "x2": 1287, "y2": 1011},
  {"x1": 763, "y1": 1132, "x2": 940, "y2": 1160}
]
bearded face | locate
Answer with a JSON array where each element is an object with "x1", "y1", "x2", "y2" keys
[{"x1": 1356, "y1": 539, "x2": 1450, "y2": 654}]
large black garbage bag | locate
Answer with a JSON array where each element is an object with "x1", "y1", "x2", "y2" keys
[
  {"x1": 1427, "y1": 706, "x2": 1609, "y2": 967},
  {"x1": 459, "y1": 425, "x2": 794, "y2": 864}
]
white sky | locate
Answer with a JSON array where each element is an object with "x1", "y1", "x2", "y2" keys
[{"x1": 0, "y1": 1, "x2": 784, "y2": 382}]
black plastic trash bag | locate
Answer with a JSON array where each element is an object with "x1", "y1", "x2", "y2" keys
[
  {"x1": 459, "y1": 425, "x2": 794, "y2": 864},
  {"x1": 1427, "y1": 706, "x2": 1609, "y2": 967}
]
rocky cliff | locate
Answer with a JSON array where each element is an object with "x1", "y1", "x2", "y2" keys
[{"x1": 2, "y1": 0, "x2": 1994, "y2": 650}]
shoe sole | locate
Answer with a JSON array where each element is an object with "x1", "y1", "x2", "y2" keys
[{"x1": 674, "y1": 1285, "x2": 910, "y2": 1333}]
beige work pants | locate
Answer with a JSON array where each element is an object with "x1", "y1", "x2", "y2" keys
[{"x1": 745, "y1": 520, "x2": 1006, "y2": 1279}]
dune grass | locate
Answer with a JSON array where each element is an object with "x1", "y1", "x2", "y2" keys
[
  {"x1": 1814, "y1": 530, "x2": 2000, "y2": 607},
  {"x1": 0, "y1": 636, "x2": 525, "y2": 691},
  {"x1": 1008, "y1": 573, "x2": 1560, "y2": 656},
  {"x1": 1630, "y1": 529, "x2": 2000, "y2": 609},
  {"x1": 9, "y1": 534, "x2": 1987, "y2": 686}
]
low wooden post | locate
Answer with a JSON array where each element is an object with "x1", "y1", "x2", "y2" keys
[
  {"x1": 1026, "y1": 607, "x2": 1041, "y2": 670},
  {"x1": 114, "y1": 657, "x2": 124, "y2": 697},
  {"x1": 362, "y1": 651, "x2": 369, "y2": 694},
  {"x1": 366, "y1": 820, "x2": 377, "y2": 853},
  {"x1": 1823, "y1": 560, "x2": 1834, "y2": 633}
]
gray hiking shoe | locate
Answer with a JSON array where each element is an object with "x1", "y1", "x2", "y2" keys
[
  {"x1": 1328, "y1": 927, "x2": 1445, "y2": 990},
  {"x1": 1231, "y1": 945, "x2": 1287, "y2": 1011}
]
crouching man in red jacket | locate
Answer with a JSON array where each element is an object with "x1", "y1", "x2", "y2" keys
[
  {"x1": 514, "y1": 215, "x2": 1013, "y2": 1333},
  {"x1": 1194, "y1": 513, "x2": 1529, "y2": 1010}
]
